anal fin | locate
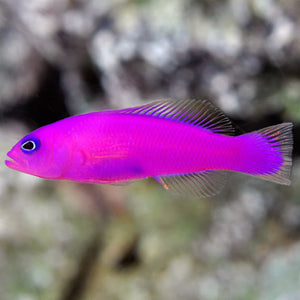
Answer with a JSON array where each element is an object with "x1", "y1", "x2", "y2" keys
[{"x1": 156, "y1": 170, "x2": 227, "y2": 198}]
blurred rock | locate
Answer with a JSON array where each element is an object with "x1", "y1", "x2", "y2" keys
[{"x1": 258, "y1": 242, "x2": 300, "y2": 300}]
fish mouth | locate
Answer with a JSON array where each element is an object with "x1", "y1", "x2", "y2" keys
[{"x1": 5, "y1": 151, "x2": 27, "y2": 172}]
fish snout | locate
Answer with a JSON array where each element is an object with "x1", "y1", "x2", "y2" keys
[{"x1": 5, "y1": 150, "x2": 28, "y2": 172}]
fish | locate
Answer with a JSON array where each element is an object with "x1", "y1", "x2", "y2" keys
[{"x1": 5, "y1": 99, "x2": 293, "y2": 197}]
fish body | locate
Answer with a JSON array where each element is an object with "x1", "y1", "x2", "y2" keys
[{"x1": 5, "y1": 100, "x2": 293, "y2": 197}]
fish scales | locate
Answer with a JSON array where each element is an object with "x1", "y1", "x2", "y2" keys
[{"x1": 68, "y1": 113, "x2": 237, "y2": 177}]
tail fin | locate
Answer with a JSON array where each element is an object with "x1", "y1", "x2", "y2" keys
[{"x1": 244, "y1": 123, "x2": 293, "y2": 185}]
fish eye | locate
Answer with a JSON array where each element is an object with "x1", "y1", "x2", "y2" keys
[
  {"x1": 22, "y1": 140, "x2": 35, "y2": 150},
  {"x1": 20, "y1": 135, "x2": 41, "y2": 154}
]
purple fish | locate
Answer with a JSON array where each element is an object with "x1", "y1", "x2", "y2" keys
[{"x1": 5, "y1": 100, "x2": 293, "y2": 197}]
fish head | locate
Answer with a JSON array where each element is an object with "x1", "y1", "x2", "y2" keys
[{"x1": 5, "y1": 125, "x2": 71, "y2": 179}]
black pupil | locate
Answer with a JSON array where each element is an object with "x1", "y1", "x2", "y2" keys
[{"x1": 23, "y1": 141, "x2": 35, "y2": 150}]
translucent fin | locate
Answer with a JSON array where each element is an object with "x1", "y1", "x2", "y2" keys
[
  {"x1": 156, "y1": 170, "x2": 227, "y2": 198},
  {"x1": 255, "y1": 122, "x2": 293, "y2": 185},
  {"x1": 119, "y1": 99, "x2": 234, "y2": 135}
]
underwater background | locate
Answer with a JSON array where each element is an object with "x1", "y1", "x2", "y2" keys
[{"x1": 0, "y1": 0, "x2": 300, "y2": 299}]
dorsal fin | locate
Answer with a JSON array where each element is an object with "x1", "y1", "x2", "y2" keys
[
  {"x1": 156, "y1": 170, "x2": 228, "y2": 198},
  {"x1": 119, "y1": 99, "x2": 234, "y2": 135}
]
